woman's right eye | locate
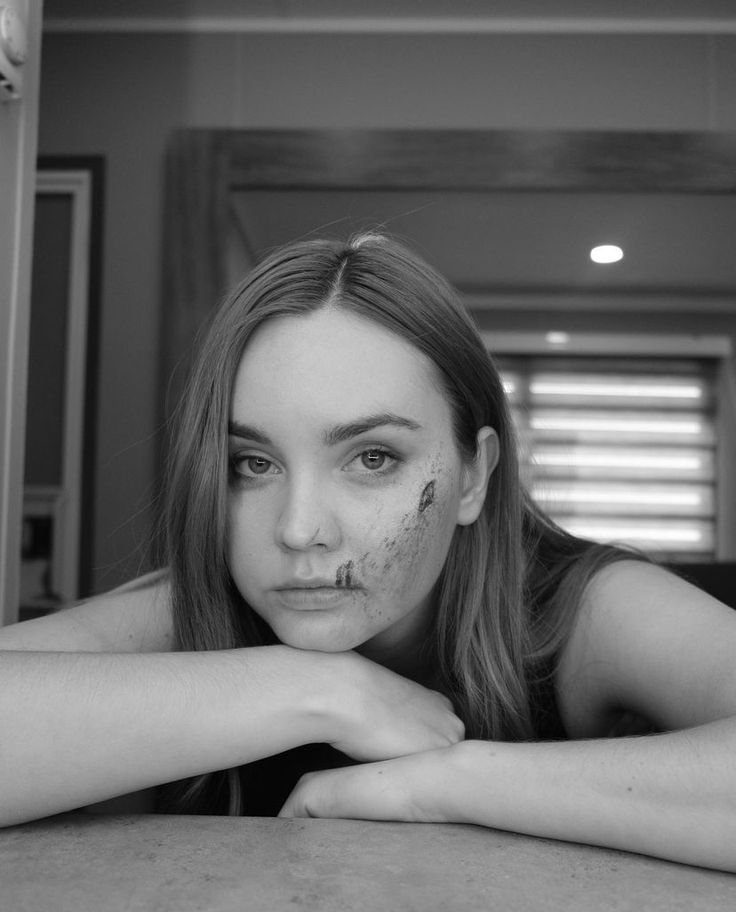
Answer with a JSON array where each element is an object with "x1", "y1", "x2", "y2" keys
[{"x1": 231, "y1": 454, "x2": 278, "y2": 478}]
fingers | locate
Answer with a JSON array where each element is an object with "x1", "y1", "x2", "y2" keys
[
  {"x1": 278, "y1": 770, "x2": 329, "y2": 819},
  {"x1": 330, "y1": 653, "x2": 465, "y2": 760},
  {"x1": 277, "y1": 795, "x2": 299, "y2": 818},
  {"x1": 278, "y1": 766, "x2": 369, "y2": 821},
  {"x1": 278, "y1": 752, "x2": 448, "y2": 824},
  {"x1": 277, "y1": 783, "x2": 309, "y2": 818},
  {"x1": 428, "y1": 693, "x2": 465, "y2": 745},
  {"x1": 434, "y1": 691, "x2": 456, "y2": 712},
  {"x1": 449, "y1": 714, "x2": 466, "y2": 743}
]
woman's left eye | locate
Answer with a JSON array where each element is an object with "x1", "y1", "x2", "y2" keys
[{"x1": 346, "y1": 448, "x2": 398, "y2": 474}]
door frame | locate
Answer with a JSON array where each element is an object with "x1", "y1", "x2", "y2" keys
[{"x1": 22, "y1": 157, "x2": 104, "y2": 613}]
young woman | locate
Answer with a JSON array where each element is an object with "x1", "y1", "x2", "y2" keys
[{"x1": 1, "y1": 234, "x2": 735, "y2": 871}]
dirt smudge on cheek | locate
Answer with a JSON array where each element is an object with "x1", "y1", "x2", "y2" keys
[
  {"x1": 356, "y1": 497, "x2": 439, "y2": 598},
  {"x1": 335, "y1": 559, "x2": 354, "y2": 588},
  {"x1": 349, "y1": 469, "x2": 449, "y2": 609}
]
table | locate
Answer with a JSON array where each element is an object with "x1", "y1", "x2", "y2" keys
[{"x1": 1, "y1": 814, "x2": 734, "y2": 911}]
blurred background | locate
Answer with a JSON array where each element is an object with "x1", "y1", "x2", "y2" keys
[{"x1": 17, "y1": 0, "x2": 736, "y2": 618}]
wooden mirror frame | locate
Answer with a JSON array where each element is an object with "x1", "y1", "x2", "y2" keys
[{"x1": 162, "y1": 128, "x2": 736, "y2": 415}]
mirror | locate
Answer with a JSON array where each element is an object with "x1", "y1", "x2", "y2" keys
[{"x1": 164, "y1": 127, "x2": 736, "y2": 413}]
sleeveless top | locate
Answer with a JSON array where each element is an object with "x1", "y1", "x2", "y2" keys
[{"x1": 529, "y1": 656, "x2": 567, "y2": 742}]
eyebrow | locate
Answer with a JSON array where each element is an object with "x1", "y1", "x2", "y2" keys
[
  {"x1": 228, "y1": 421, "x2": 273, "y2": 446},
  {"x1": 323, "y1": 413, "x2": 422, "y2": 446},
  {"x1": 227, "y1": 413, "x2": 422, "y2": 447}
]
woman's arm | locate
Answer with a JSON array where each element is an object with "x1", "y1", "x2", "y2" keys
[
  {"x1": 0, "y1": 645, "x2": 337, "y2": 826},
  {"x1": 0, "y1": 571, "x2": 174, "y2": 654},
  {"x1": 279, "y1": 719, "x2": 736, "y2": 870},
  {"x1": 452, "y1": 719, "x2": 736, "y2": 871},
  {"x1": 279, "y1": 563, "x2": 736, "y2": 872},
  {"x1": 0, "y1": 579, "x2": 462, "y2": 827}
]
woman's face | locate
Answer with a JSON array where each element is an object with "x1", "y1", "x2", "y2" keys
[{"x1": 226, "y1": 306, "x2": 486, "y2": 662}]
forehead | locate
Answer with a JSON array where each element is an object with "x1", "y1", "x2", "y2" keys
[{"x1": 231, "y1": 307, "x2": 451, "y2": 427}]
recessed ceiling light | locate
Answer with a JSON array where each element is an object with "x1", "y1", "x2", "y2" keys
[
  {"x1": 545, "y1": 331, "x2": 570, "y2": 345},
  {"x1": 590, "y1": 244, "x2": 624, "y2": 264}
]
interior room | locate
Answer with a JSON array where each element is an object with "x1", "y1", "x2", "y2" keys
[
  {"x1": 3, "y1": 1, "x2": 736, "y2": 898},
  {"x1": 15, "y1": 0, "x2": 736, "y2": 621}
]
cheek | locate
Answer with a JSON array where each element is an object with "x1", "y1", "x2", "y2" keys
[
  {"x1": 227, "y1": 503, "x2": 247, "y2": 557},
  {"x1": 348, "y1": 477, "x2": 457, "y2": 598},
  {"x1": 225, "y1": 501, "x2": 266, "y2": 593}
]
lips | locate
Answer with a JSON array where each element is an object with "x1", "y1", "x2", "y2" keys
[
  {"x1": 276, "y1": 578, "x2": 341, "y2": 590},
  {"x1": 270, "y1": 586, "x2": 359, "y2": 610}
]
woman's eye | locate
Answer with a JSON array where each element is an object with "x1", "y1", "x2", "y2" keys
[
  {"x1": 232, "y1": 455, "x2": 277, "y2": 477},
  {"x1": 361, "y1": 449, "x2": 387, "y2": 470},
  {"x1": 346, "y1": 448, "x2": 398, "y2": 474}
]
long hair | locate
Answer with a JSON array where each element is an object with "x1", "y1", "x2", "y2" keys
[{"x1": 159, "y1": 233, "x2": 634, "y2": 814}]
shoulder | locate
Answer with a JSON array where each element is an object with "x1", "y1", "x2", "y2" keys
[
  {"x1": 0, "y1": 570, "x2": 174, "y2": 653},
  {"x1": 554, "y1": 559, "x2": 736, "y2": 738}
]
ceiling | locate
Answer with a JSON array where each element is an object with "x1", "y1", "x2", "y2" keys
[
  {"x1": 44, "y1": 0, "x2": 736, "y2": 303},
  {"x1": 231, "y1": 188, "x2": 736, "y2": 299}
]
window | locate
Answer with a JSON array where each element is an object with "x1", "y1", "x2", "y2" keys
[{"x1": 496, "y1": 350, "x2": 719, "y2": 561}]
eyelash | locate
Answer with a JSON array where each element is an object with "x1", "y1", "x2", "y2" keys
[
  {"x1": 346, "y1": 447, "x2": 400, "y2": 477},
  {"x1": 228, "y1": 446, "x2": 401, "y2": 485},
  {"x1": 229, "y1": 453, "x2": 279, "y2": 484}
]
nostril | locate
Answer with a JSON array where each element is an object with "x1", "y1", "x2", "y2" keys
[
  {"x1": 277, "y1": 512, "x2": 330, "y2": 551},
  {"x1": 276, "y1": 486, "x2": 340, "y2": 552}
]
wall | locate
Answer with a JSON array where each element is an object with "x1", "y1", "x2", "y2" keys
[{"x1": 38, "y1": 28, "x2": 736, "y2": 591}]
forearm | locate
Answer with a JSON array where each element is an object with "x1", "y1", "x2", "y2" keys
[
  {"x1": 447, "y1": 719, "x2": 736, "y2": 871},
  {"x1": 0, "y1": 646, "x2": 333, "y2": 826}
]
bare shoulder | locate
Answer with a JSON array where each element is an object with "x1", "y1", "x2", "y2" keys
[
  {"x1": 555, "y1": 559, "x2": 736, "y2": 738},
  {"x1": 0, "y1": 570, "x2": 173, "y2": 653}
]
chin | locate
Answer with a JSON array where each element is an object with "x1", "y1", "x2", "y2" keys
[{"x1": 270, "y1": 622, "x2": 360, "y2": 654}]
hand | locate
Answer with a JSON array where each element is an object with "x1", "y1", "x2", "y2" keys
[
  {"x1": 323, "y1": 652, "x2": 464, "y2": 762},
  {"x1": 278, "y1": 748, "x2": 456, "y2": 822}
]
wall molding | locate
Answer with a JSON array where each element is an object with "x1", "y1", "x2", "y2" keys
[
  {"x1": 483, "y1": 331, "x2": 732, "y2": 357},
  {"x1": 42, "y1": 16, "x2": 736, "y2": 36},
  {"x1": 465, "y1": 292, "x2": 736, "y2": 314}
]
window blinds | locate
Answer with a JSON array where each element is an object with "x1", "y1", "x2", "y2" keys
[{"x1": 501, "y1": 357, "x2": 716, "y2": 560}]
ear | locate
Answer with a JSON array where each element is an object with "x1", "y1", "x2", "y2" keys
[{"x1": 456, "y1": 427, "x2": 499, "y2": 526}]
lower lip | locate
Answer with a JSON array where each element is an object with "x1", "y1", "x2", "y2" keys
[{"x1": 272, "y1": 588, "x2": 360, "y2": 610}]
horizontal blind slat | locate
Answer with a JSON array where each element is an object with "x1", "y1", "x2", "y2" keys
[
  {"x1": 531, "y1": 446, "x2": 714, "y2": 481},
  {"x1": 530, "y1": 409, "x2": 715, "y2": 445},
  {"x1": 528, "y1": 372, "x2": 711, "y2": 409},
  {"x1": 554, "y1": 517, "x2": 714, "y2": 553},
  {"x1": 499, "y1": 358, "x2": 717, "y2": 559},
  {"x1": 532, "y1": 482, "x2": 714, "y2": 517}
]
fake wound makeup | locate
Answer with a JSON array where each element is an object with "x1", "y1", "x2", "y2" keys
[
  {"x1": 418, "y1": 480, "x2": 436, "y2": 513},
  {"x1": 335, "y1": 560, "x2": 355, "y2": 588}
]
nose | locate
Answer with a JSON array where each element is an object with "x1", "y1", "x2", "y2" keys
[{"x1": 275, "y1": 475, "x2": 341, "y2": 552}]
